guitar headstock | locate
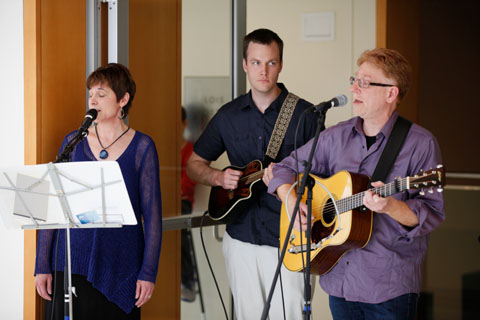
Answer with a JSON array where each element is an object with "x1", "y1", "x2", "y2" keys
[{"x1": 409, "y1": 165, "x2": 446, "y2": 195}]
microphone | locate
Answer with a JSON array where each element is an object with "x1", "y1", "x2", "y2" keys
[
  {"x1": 77, "y1": 109, "x2": 98, "y2": 136},
  {"x1": 55, "y1": 109, "x2": 98, "y2": 163},
  {"x1": 308, "y1": 94, "x2": 348, "y2": 113}
]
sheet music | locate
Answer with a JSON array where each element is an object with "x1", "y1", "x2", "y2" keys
[{"x1": 0, "y1": 161, "x2": 136, "y2": 230}]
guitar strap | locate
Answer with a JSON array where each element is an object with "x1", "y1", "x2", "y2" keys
[
  {"x1": 369, "y1": 115, "x2": 412, "y2": 187},
  {"x1": 264, "y1": 92, "x2": 300, "y2": 164}
]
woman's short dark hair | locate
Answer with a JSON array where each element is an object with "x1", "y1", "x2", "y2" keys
[
  {"x1": 243, "y1": 28, "x2": 284, "y2": 61},
  {"x1": 86, "y1": 63, "x2": 136, "y2": 118}
]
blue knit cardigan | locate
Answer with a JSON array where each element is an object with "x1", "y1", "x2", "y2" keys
[{"x1": 35, "y1": 130, "x2": 163, "y2": 313}]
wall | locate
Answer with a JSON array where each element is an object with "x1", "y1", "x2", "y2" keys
[
  {"x1": 418, "y1": 0, "x2": 480, "y2": 174},
  {"x1": 182, "y1": 0, "x2": 231, "y2": 78},
  {"x1": 0, "y1": 1, "x2": 25, "y2": 319},
  {"x1": 417, "y1": 1, "x2": 480, "y2": 319},
  {"x1": 247, "y1": 0, "x2": 376, "y2": 127},
  {"x1": 181, "y1": 1, "x2": 233, "y2": 319}
]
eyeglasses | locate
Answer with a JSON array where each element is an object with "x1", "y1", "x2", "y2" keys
[{"x1": 349, "y1": 76, "x2": 394, "y2": 89}]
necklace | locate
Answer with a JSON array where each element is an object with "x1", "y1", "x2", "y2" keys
[{"x1": 94, "y1": 124, "x2": 130, "y2": 160}]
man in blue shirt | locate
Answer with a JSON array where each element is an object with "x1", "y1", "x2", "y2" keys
[{"x1": 187, "y1": 28, "x2": 317, "y2": 319}]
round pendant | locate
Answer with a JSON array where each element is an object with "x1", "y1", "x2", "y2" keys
[{"x1": 99, "y1": 149, "x2": 109, "y2": 159}]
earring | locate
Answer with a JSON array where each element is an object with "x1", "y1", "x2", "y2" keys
[{"x1": 118, "y1": 108, "x2": 125, "y2": 119}]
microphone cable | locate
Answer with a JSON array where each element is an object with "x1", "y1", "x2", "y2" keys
[
  {"x1": 199, "y1": 211, "x2": 230, "y2": 320},
  {"x1": 48, "y1": 230, "x2": 61, "y2": 320},
  {"x1": 277, "y1": 247, "x2": 287, "y2": 320}
]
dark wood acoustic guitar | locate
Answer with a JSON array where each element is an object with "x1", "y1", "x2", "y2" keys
[
  {"x1": 280, "y1": 166, "x2": 445, "y2": 275},
  {"x1": 208, "y1": 160, "x2": 265, "y2": 222}
]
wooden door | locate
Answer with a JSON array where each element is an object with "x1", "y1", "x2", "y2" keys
[{"x1": 23, "y1": 0, "x2": 181, "y2": 318}]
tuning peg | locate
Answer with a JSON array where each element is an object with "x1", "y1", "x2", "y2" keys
[
  {"x1": 436, "y1": 164, "x2": 443, "y2": 169},
  {"x1": 437, "y1": 187, "x2": 443, "y2": 193},
  {"x1": 428, "y1": 188, "x2": 434, "y2": 194},
  {"x1": 419, "y1": 190, "x2": 425, "y2": 196}
]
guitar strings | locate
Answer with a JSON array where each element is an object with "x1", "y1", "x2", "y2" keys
[
  {"x1": 304, "y1": 178, "x2": 407, "y2": 221},
  {"x1": 238, "y1": 169, "x2": 264, "y2": 184},
  {"x1": 289, "y1": 170, "x2": 441, "y2": 244},
  {"x1": 308, "y1": 171, "x2": 439, "y2": 219},
  {"x1": 312, "y1": 181, "x2": 399, "y2": 217}
]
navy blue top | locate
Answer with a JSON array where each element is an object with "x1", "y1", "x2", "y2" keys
[
  {"x1": 194, "y1": 83, "x2": 317, "y2": 247},
  {"x1": 35, "y1": 130, "x2": 163, "y2": 313}
]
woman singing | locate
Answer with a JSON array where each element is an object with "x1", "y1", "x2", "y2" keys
[{"x1": 35, "y1": 63, "x2": 162, "y2": 319}]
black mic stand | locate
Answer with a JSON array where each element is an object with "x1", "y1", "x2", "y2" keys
[
  {"x1": 53, "y1": 128, "x2": 89, "y2": 320},
  {"x1": 261, "y1": 103, "x2": 329, "y2": 320},
  {"x1": 55, "y1": 130, "x2": 88, "y2": 163}
]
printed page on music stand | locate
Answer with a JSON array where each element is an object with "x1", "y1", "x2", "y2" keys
[{"x1": 0, "y1": 161, "x2": 136, "y2": 230}]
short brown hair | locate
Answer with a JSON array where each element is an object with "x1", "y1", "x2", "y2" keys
[
  {"x1": 86, "y1": 63, "x2": 136, "y2": 117},
  {"x1": 357, "y1": 48, "x2": 411, "y2": 102},
  {"x1": 243, "y1": 28, "x2": 284, "y2": 61}
]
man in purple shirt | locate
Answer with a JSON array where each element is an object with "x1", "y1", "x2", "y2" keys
[{"x1": 268, "y1": 48, "x2": 445, "y2": 319}]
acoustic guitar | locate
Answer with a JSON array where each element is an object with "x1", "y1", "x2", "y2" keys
[
  {"x1": 280, "y1": 166, "x2": 445, "y2": 275},
  {"x1": 208, "y1": 159, "x2": 265, "y2": 222}
]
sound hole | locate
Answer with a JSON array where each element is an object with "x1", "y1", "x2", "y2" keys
[
  {"x1": 323, "y1": 198, "x2": 335, "y2": 224},
  {"x1": 311, "y1": 198, "x2": 335, "y2": 244}
]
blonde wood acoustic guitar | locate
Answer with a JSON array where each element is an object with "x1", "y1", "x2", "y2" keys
[{"x1": 280, "y1": 166, "x2": 445, "y2": 275}]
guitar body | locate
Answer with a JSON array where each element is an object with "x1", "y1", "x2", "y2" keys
[
  {"x1": 208, "y1": 160, "x2": 264, "y2": 223},
  {"x1": 280, "y1": 171, "x2": 373, "y2": 275}
]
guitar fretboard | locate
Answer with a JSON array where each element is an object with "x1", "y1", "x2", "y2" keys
[
  {"x1": 240, "y1": 170, "x2": 265, "y2": 186},
  {"x1": 335, "y1": 177, "x2": 409, "y2": 213}
]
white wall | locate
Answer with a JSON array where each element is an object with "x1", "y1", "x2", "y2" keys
[
  {"x1": 182, "y1": 0, "x2": 231, "y2": 78},
  {"x1": 247, "y1": 0, "x2": 375, "y2": 127},
  {"x1": 182, "y1": 2, "x2": 233, "y2": 319},
  {"x1": 0, "y1": 1, "x2": 25, "y2": 320}
]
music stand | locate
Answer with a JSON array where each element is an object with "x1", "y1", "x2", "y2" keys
[{"x1": 0, "y1": 161, "x2": 137, "y2": 320}]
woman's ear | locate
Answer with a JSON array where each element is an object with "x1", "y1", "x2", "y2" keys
[{"x1": 119, "y1": 92, "x2": 130, "y2": 107}]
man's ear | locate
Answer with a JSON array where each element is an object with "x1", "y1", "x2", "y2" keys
[
  {"x1": 386, "y1": 86, "x2": 399, "y2": 104},
  {"x1": 242, "y1": 58, "x2": 247, "y2": 73}
]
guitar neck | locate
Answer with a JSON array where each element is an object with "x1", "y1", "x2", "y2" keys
[
  {"x1": 337, "y1": 177, "x2": 409, "y2": 213},
  {"x1": 240, "y1": 169, "x2": 265, "y2": 185}
]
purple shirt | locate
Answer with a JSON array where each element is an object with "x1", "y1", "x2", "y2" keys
[{"x1": 268, "y1": 111, "x2": 445, "y2": 303}]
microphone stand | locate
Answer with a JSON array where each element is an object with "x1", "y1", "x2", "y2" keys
[
  {"x1": 261, "y1": 102, "x2": 329, "y2": 320},
  {"x1": 55, "y1": 130, "x2": 88, "y2": 163},
  {"x1": 53, "y1": 128, "x2": 89, "y2": 320}
]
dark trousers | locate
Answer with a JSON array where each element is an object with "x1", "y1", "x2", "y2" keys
[
  {"x1": 329, "y1": 293, "x2": 419, "y2": 320},
  {"x1": 45, "y1": 271, "x2": 140, "y2": 320},
  {"x1": 181, "y1": 199, "x2": 195, "y2": 285}
]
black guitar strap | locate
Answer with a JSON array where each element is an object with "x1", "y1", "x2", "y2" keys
[{"x1": 369, "y1": 115, "x2": 412, "y2": 187}]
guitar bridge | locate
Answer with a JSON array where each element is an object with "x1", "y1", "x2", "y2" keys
[
  {"x1": 288, "y1": 242, "x2": 322, "y2": 254},
  {"x1": 288, "y1": 229, "x2": 342, "y2": 254}
]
